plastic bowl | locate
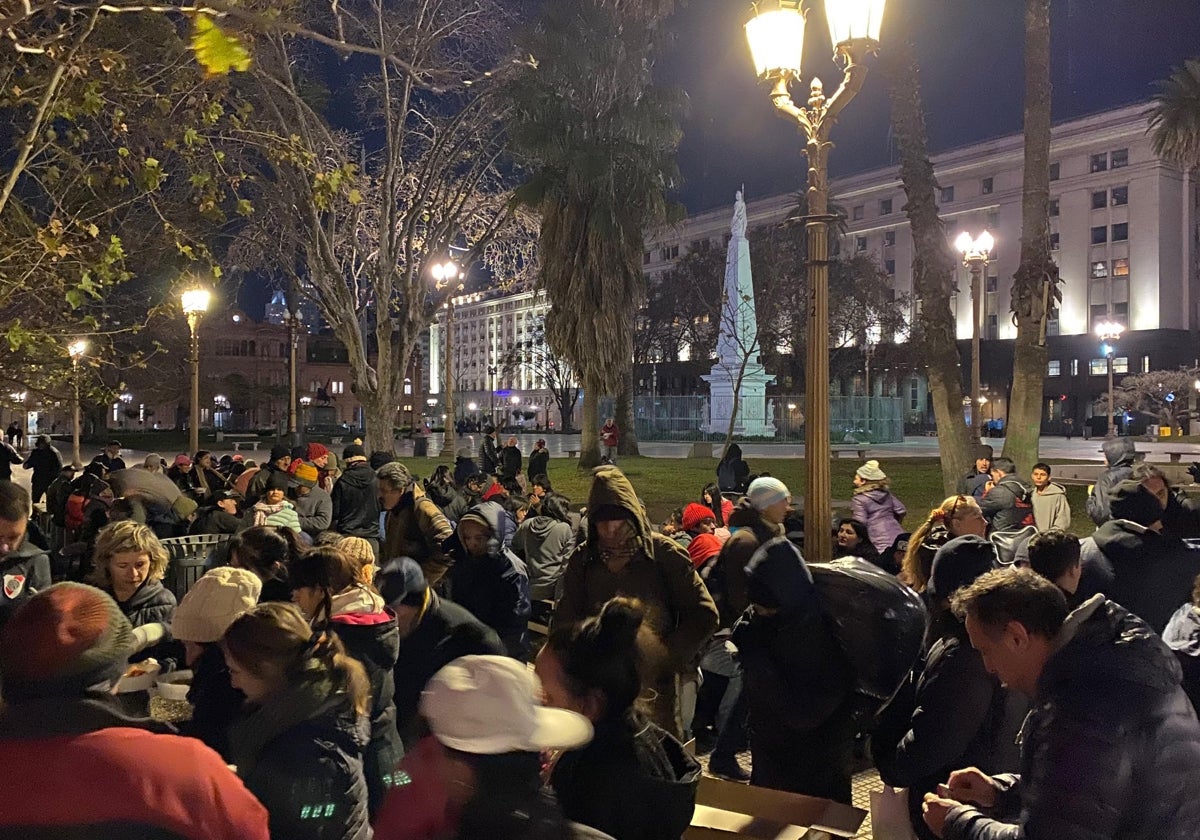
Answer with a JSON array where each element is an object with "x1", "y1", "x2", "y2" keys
[
  {"x1": 115, "y1": 659, "x2": 161, "y2": 693},
  {"x1": 155, "y1": 670, "x2": 194, "y2": 701}
]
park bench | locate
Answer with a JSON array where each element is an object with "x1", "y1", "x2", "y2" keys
[
  {"x1": 566, "y1": 449, "x2": 580, "y2": 458},
  {"x1": 1163, "y1": 451, "x2": 1200, "y2": 464},
  {"x1": 218, "y1": 432, "x2": 261, "y2": 451},
  {"x1": 830, "y1": 445, "x2": 870, "y2": 460}
]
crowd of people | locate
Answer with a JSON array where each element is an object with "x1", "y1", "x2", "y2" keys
[{"x1": 1, "y1": 431, "x2": 1200, "y2": 840}]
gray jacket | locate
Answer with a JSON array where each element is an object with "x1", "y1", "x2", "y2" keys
[{"x1": 292, "y1": 486, "x2": 333, "y2": 535}]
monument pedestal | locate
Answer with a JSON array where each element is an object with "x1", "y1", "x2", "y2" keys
[{"x1": 703, "y1": 364, "x2": 776, "y2": 436}]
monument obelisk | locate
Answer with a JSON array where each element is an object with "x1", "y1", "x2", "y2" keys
[{"x1": 702, "y1": 189, "x2": 776, "y2": 436}]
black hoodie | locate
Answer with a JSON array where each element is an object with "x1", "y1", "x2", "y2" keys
[
  {"x1": 330, "y1": 460, "x2": 380, "y2": 539},
  {"x1": 0, "y1": 539, "x2": 51, "y2": 627}
]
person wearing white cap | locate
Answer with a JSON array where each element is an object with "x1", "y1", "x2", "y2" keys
[
  {"x1": 851, "y1": 460, "x2": 907, "y2": 555},
  {"x1": 173, "y1": 566, "x2": 261, "y2": 761},
  {"x1": 375, "y1": 655, "x2": 612, "y2": 840}
]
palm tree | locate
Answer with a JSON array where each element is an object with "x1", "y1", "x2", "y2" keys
[
  {"x1": 1004, "y1": 0, "x2": 1060, "y2": 470},
  {"x1": 1149, "y1": 58, "x2": 1200, "y2": 168},
  {"x1": 507, "y1": 0, "x2": 683, "y2": 467},
  {"x1": 887, "y1": 41, "x2": 974, "y2": 494}
]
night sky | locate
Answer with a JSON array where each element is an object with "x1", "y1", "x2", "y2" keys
[{"x1": 663, "y1": 0, "x2": 1200, "y2": 213}]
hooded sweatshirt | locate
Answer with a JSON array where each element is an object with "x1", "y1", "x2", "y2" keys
[
  {"x1": 0, "y1": 539, "x2": 52, "y2": 624},
  {"x1": 555, "y1": 467, "x2": 718, "y2": 675},
  {"x1": 1086, "y1": 437, "x2": 1138, "y2": 526},
  {"x1": 511, "y1": 514, "x2": 574, "y2": 600},
  {"x1": 331, "y1": 460, "x2": 380, "y2": 539},
  {"x1": 327, "y1": 585, "x2": 404, "y2": 818},
  {"x1": 1031, "y1": 481, "x2": 1071, "y2": 532}
]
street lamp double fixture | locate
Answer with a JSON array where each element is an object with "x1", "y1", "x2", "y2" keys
[
  {"x1": 955, "y1": 230, "x2": 995, "y2": 443},
  {"x1": 181, "y1": 287, "x2": 211, "y2": 455},
  {"x1": 1095, "y1": 319, "x2": 1125, "y2": 439},
  {"x1": 431, "y1": 256, "x2": 464, "y2": 457},
  {"x1": 745, "y1": 0, "x2": 885, "y2": 563}
]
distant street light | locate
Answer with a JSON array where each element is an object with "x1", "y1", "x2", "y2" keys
[
  {"x1": 68, "y1": 339, "x2": 88, "y2": 469},
  {"x1": 745, "y1": 0, "x2": 886, "y2": 562},
  {"x1": 431, "y1": 255, "x2": 464, "y2": 457},
  {"x1": 955, "y1": 230, "x2": 995, "y2": 443},
  {"x1": 1095, "y1": 319, "x2": 1125, "y2": 438},
  {"x1": 181, "y1": 287, "x2": 211, "y2": 454}
]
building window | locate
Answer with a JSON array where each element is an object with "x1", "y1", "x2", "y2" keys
[
  {"x1": 940, "y1": 185, "x2": 955, "y2": 203},
  {"x1": 1113, "y1": 357, "x2": 1129, "y2": 374},
  {"x1": 1049, "y1": 162, "x2": 1060, "y2": 181},
  {"x1": 1050, "y1": 232, "x2": 1060, "y2": 251},
  {"x1": 883, "y1": 230, "x2": 896, "y2": 247},
  {"x1": 1089, "y1": 358, "x2": 1109, "y2": 376},
  {"x1": 1111, "y1": 222, "x2": 1128, "y2": 241},
  {"x1": 987, "y1": 210, "x2": 1000, "y2": 229},
  {"x1": 985, "y1": 275, "x2": 998, "y2": 292},
  {"x1": 1111, "y1": 185, "x2": 1128, "y2": 206},
  {"x1": 885, "y1": 259, "x2": 896, "y2": 275},
  {"x1": 1112, "y1": 257, "x2": 1129, "y2": 276},
  {"x1": 643, "y1": 251, "x2": 651, "y2": 265},
  {"x1": 1091, "y1": 190, "x2": 1106, "y2": 210},
  {"x1": 986, "y1": 314, "x2": 998, "y2": 340},
  {"x1": 1091, "y1": 225, "x2": 1107, "y2": 245},
  {"x1": 981, "y1": 177, "x2": 994, "y2": 195},
  {"x1": 1113, "y1": 302, "x2": 1128, "y2": 322},
  {"x1": 1110, "y1": 148, "x2": 1129, "y2": 169},
  {"x1": 1047, "y1": 360, "x2": 1061, "y2": 376},
  {"x1": 1049, "y1": 198, "x2": 1059, "y2": 217},
  {"x1": 660, "y1": 245, "x2": 678, "y2": 260},
  {"x1": 1090, "y1": 152, "x2": 1108, "y2": 173},
  {"x1": 909, "y1": 377, "x2": 920, "y2": 412},
  {"x1": 853, "y1": 205, "x2": 864, "y2": 221},
  {"x1": 1089, "y1": 304, "x2": 1110, "y2": 331},
  {"x1": 1070, "y1": 359, "x2": 1079, "y2": 377},
  {"x1": 1091, "y1": 260, "x2": 1109, "y2": 279},
  {"x1": 879, "y1": 198, "x2": 893, "y2": 215},
  {"x1": 856, "y1": 235, "x2": 867, "y2": 252},
  {"x1": 1142, "y1": 354, "x2": 1151, "y2": 373}
]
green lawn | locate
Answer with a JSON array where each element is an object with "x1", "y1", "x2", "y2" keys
[{"x1": 414, "y1": 454, "x2": 1099, "y2": 538}]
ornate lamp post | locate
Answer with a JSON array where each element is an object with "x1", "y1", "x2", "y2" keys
[
  {"x1": 955, "y1": 230, "x2": 995, "y2": 443},
  {"x1": 67, "y1": 339, "x2": 87, "y2": 469},
  {"x1": 181, "y1": 287, "x2": 211, "y2": 455},
  {"x1": 281, "y1": 309, "x2": 302, "y2": 445},
  {"x1": 745, "y1": 0, "x2": 886, "y2": 561},
  {"x1": 431, "y1": 257, "x2": 463, "y2": 457},
  {"x1": 1095, "y1": 320, "x2": 1124, "y2": 438}
]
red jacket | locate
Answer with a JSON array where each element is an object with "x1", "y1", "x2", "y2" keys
[{"x1": 0, "y1": 726, "x2": 269, "y2": 839}]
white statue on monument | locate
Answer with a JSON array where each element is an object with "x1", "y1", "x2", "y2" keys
[{"x1": 701, "y1": 188, "x2": 777, "y2": 437}]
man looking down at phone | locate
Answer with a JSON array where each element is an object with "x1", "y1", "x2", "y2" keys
[{"x1": 921, "y1": 567, "x2": 1200, "y2": 840}]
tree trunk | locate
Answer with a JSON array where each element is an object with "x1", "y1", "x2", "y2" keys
[
  {"x1": 616, "y1": 364, "x2": 639, "y2": 457},
  {"x1": 579, "y1": 374, "x2": 602, "y2": 468},
  {"x1": 1004, "y1": 0, "x2": 1059, "y2": 470},
  {"x1": 361, "y1": 394, "x2": 397, "y2": 456},
  {"x1": 887, "y1": 43, "x2": 975, "y2": 495}
]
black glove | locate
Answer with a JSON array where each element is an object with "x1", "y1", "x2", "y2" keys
[{"x1": 1188, "y1": 462, "x2": 1200, "y2": 483}]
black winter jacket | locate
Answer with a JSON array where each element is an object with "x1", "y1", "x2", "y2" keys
[
  {"x1": 943, "y1": 597, "x2": 1200, "y2": 840},
  {"x1": 479, "y1": 434, "x2": 499, "y2": 475},
  {"x1": 330, "y1": 462, "x2": 380, "y2": 539},
  {"x1": 230, "y1": 682, "x2": 372, "y2": 840},
  {"x1": 444, "y1": 529, "x2": 531, "y2": 660},
  {"x1": 189, "y1": 508, "x2": 247, "y2": 536},
  {"x1": 391, "y1": 592, "x2": 504, "y2": 749},
  {"x1": 498, "y1": 445, "x2": 522, "y2": 481},
  {"x1": 528, "y1": 447, "x2": 549, "y2": 479},
  {"x1": 1085, "y1": 437, "x2": 1137, "y2": 526},
  {"x1": 453, "y1": 455, "x2": 481, "y2": 486},
  {"x1": 1077, "y1": 519, "x2": 1200, "y2": 633},
  {"x1": 181, "y1": 642, "x2": 244, "y2": 762},
  {"x1": 329, "y1": 605, "x2": 405, "y2": 817},
  {"x1": 979, "y1": 475, "x2": 1031, "y2": 533},
  {"x1": 551, "y1": 714, "x2": 700, "y2": 840}
]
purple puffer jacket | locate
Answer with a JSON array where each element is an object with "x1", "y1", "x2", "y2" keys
[{"x1": 851, "y1": 487, "x2": 907, "y2": 554}]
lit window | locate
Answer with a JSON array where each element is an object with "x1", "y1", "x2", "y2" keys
[
  {"x1": 1091, "y1": 261, "x2": 1109, "y2": 279},
  {"x1": 1110, "y1": 148, "x2": 1129, "y2": 169},
  {"x1": 1070, "y1": 359, "x2": 1079, "y2": 376},
  {"x1": 1111, "y1": 186, "x2": 1128, "y2": 206},
  {"x1": 1112, "y1": 258, "x2": 1129, "y2": 276},
  {"x1": 1090, "y1": 153, "x2": 1108, "y2": 173},
  {"x1": 1113, "y1": 357, "x2": 1129, "y2": 374},
  {"x1": 1089, "y1": 358, "x2": 1109, "y2": 375},
  {"x1": 1142, "y1": 354, "x2": 1151, "y2": 372},
  {"x1": 1047, "y1": 360, "x2": 1061, "y2": 376}
]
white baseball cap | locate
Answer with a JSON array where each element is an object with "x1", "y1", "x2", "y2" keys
[{"x1": 420, "y1": 655, "x2": 593, "y2": 755}]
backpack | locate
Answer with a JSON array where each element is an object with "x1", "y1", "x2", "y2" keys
[{"x1": 1011, "y1": 484, "x2": 1035, "y2": 528}]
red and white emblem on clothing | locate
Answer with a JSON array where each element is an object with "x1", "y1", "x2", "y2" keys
[{"x1": 3, "y1": 574, "x2": 25, "y2": 599}]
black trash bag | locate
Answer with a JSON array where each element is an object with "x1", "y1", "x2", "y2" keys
[{"x1": 809, "y1": 557, "x2": 927, "y2": 703}]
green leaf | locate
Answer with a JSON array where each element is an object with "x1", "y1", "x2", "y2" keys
[
  {"x1": 348, "y1": 188, "x2": 363, "y2": 205},
  {"x1": 236, "y1": 198, "x2": 254, "y2": 216},
  {"x1": 190, "y1": 17, "x2": 252, "y2": 77}
]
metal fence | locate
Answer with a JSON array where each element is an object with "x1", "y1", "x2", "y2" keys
[{"x1": 601, "y1": 395, "x2": 905, "y2": 443}]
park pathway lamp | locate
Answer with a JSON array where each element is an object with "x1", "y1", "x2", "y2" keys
[
  {"x1": 181, "y1": 287, "x2": 211, "y2": 455},
  {"x1": 67, "y1": 339, "x2": 87, "y2": 469},
  {"x1": 745, "y1": 0, "x2": 885, "y2": 562},
  {"x1": 280, "y1": 309, "x2": 302, "y2": 445},
  {"x1": 431, "y1": 256, "x2": 463, "y2": 457},
  {"x1": 1095, "y1": 320, "x2": 1124, "y2": 438},
  {"x1": 955, "y1": 230, "x2": 995, "y2": 443}
]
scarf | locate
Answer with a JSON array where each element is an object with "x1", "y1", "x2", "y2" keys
[{"x1": 227, "y1": 673, "x2": 343, "y2": 778}]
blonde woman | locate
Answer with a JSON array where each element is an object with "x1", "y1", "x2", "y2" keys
[
  {"x1": 899, "y1": 495, "x2": 987, "y2": 591},
  {"x1": 89, "y1": 519, "x2": 176, "y2": 659}
]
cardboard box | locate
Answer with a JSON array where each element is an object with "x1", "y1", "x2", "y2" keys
[{"x1": 687, "y1": 776, "x2": 866, "y2": 839}]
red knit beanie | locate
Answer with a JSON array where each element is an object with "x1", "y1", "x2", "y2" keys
[
  {"x1": 306, "y1": 443, "x2": 329, "y2": 461},
  {"x1": 681, "y1": 502, "x2": 716, "y2": 532},
  {"x1": 0, "y1": 583, "x2": 132, "y2": 699}
]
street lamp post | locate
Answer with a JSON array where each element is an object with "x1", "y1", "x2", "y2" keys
[
  {"x1": 745, "y1": 0, "x2": 885, "y2": 562},
  {"x1": 181, "y1": 287, "x2": 211, "y2": 455},
  {"x1": 282, "y1": 309, "x2": 301, "y2": 445},
  {"x1": 487, "y1": 365, "x2": 498, "y2": 429},
  {"x1": 955, "y1": 230, "x2": 995, "y2": 443},
  {"x1": 67, "y1": 339, "x2": 87, "y2": 469},
  {"x1": 431, "y1": 256, "x2": 463, "y2": 457},
  {"x1": 1095, "y1": 320, "x2": 1124, "y2": 438}
]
